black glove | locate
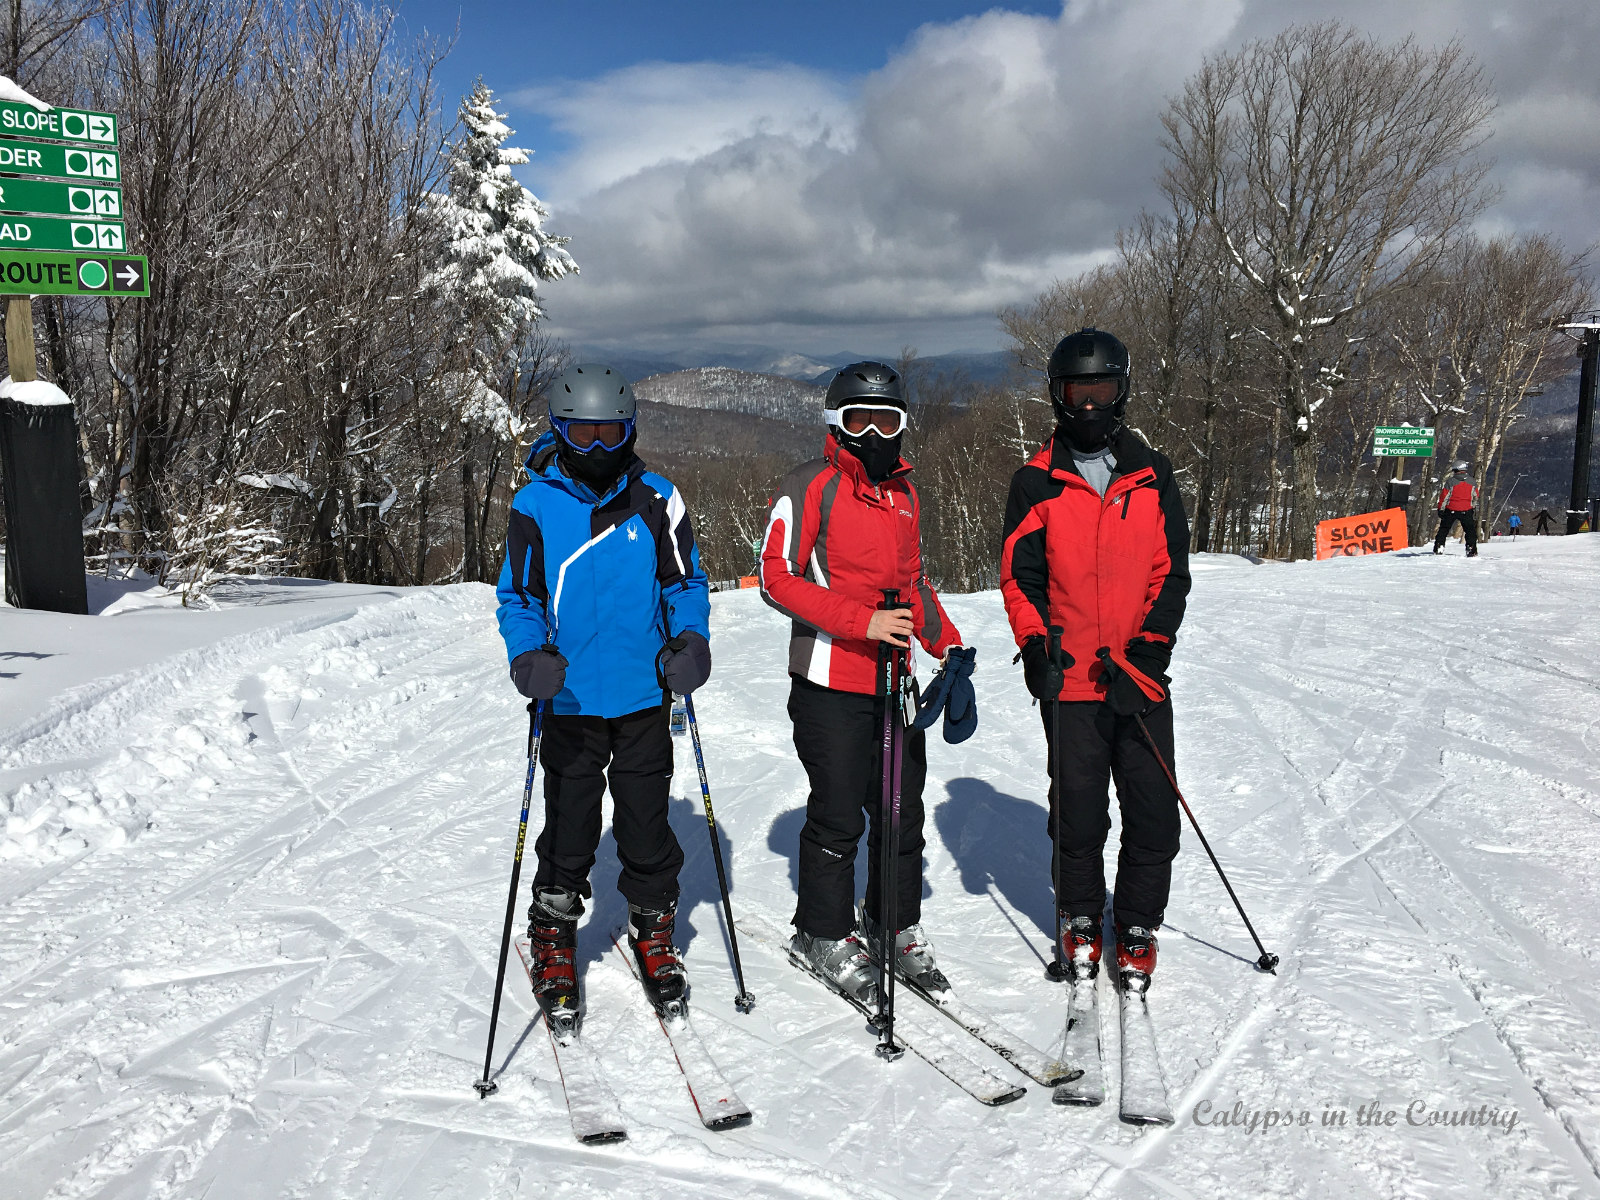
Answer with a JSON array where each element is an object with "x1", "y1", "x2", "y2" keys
[
  {"x1": 657, "y1": 630, "x2": 711, "y2": 695},
  {"x1": 1097, "y1": 640, "x2": 1170, "y2": 716},
  {"x1": 1020, "y1": 635, "x2": 1074, "y2": 701},
  {"x1": 510, "y1": 647, "x2": 567, "y2": 700}
]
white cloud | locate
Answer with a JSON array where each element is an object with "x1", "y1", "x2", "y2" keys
[{"x1": 513, "y1": 0, "x2": 1600, "y2": 356}]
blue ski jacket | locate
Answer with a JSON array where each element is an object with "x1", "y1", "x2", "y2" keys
[{"x1": 495, "y1": 430, "x2": 710, "y2": 717}]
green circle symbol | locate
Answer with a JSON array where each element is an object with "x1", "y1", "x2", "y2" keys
[
  {"x1": 72, "y1": 224, "x2": 96, "y2": 246},
  {"x1": 64, "y1": 113, "x2": 87, "y2": 138},
  {"x1": 69, "y1": 189, "x2": 91, "y2": 211},
  {"x1": 66, "y1": 150, "x2": 89, "y2": 173},
  {"x1": 78, "y1": 260, "x2": 107, "y2": 289}
]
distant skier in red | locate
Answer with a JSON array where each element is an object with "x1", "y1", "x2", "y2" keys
[
  {"x1": 999, "y1": 328, "x2": 1191, "y2": 994},
  {"x1": 1433, "y1": 462, "x2": 1479, "y2": 557}
]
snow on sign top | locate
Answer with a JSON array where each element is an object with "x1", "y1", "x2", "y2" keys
[
  {"x1": 0, "y1": 100, "x2": 117, "y2": 146},
  {"x1": 0, "y1": 377, "x2": 73, "y2": 406}
]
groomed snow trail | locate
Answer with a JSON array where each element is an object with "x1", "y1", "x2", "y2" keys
[{"x1": 2, "y1": 540, "x2": 1597, "y2": 1199}]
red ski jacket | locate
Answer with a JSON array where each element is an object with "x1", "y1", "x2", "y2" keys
[
  {"x1": 760, "y1": 435, "x2": 961, "y2": 695},
  {"x1": 1000, "y1": 433, "x2": 1190, "y2": 702},
  {"x1": 1437, "y1": 479, "x2": 1478, "y2": 512}
]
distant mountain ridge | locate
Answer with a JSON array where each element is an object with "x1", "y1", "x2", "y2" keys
[
  {"x1": 575, "y1": 345, "x2": 1015, "y2": 385},
  {"x1": 634, "y1": 366, "x2": 824, "y2": 424}
]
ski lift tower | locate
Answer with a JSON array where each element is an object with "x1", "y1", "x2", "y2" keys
[{"x1": 1558, "y1": 313, "x2": 1600, "y2": 535}]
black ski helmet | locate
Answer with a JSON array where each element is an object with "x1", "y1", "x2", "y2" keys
[
  {"x1": 1046, "y1": 327, "x2": 1131, "y2": 451},
  {"x1": 824, "y1": 361, "x2": 905, "y2": 483},
  {"x1": 824, "y1": 360, "x2": 905, "y2": 411}
]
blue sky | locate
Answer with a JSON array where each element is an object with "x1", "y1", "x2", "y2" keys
[{"x1": 393, "y1": 1, "x2": 1600, "y2": 363}]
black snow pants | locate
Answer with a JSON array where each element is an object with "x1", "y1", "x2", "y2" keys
[
  {"x1": 1042, "y1": 699, "x2": 1181, "y2": 930},
  {"x1": 1434, "y1": 510, "x2": 1479, "y2": 553},
  {"x1": 531, "y1": 703, "x2": 683, "y2": 910},
  {"x1": 788, "y1": 675, "x2": 927, "y2": 941}
]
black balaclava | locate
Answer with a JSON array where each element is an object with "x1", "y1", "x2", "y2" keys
[
  {"x1": 559, "y1": 428, "x2": 637, "y2": 493},
  {"x1": 1056, "y1": 405, "x2": 1120, "y2": 454},
  {"x1": 841, "y1": 430, "x2": 903, "y2": 483}
]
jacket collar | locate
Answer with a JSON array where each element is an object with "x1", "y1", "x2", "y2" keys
[
  {"x1": 824, "y1": 431, "x2": 912, "y2": 488},
  {"x1": 1029, "y1": 429, "x2": 1155, "y2": 485},
  {"x1": 524, "y1": 427, "x2": 645, "y2": 505}
]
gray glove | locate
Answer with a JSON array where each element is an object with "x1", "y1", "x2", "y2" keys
[
  {"x1": 657, "y1": 631, "x2": 711, "y2": 695},
  {"x1": 510, "y1": 647, "x2": 567, "y2": 700}
]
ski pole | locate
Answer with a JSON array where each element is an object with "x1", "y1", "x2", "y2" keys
[
  {"x1": 474, "y1": 683, "x2": 550, "y2": 1098},
  {"x1": 874, "y1": 588, "x2": 906, "y2": 1062},
  {"x1": 683, "y1": 693, "x2": 756, "y2": 1013},
  {"x1": 1132, "y1": 713, "x2": 1279, "y2": 974},
  {"x1": 1045, "y1": 625, "x2": 1069, "y2": 983}
]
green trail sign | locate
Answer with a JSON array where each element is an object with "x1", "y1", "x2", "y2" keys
[
  {"x1": 0, "y1": 213, "x2": 124, "y2": 253},
  {"x1": 0, "y1": 177, "x2": 119, "y2": 219},
  {"x1": 0, "y1": 102, "x2": 117, "y2": 145},
  {"x1": 1373, "y1": 426, "x2": 1436, "y2": 458},
  {"x1": 0, "y1": 136, "x2": 119, "y2": 181},
  {"x1": 0, "y1": 250, "x2": 148, "y2": 296}
]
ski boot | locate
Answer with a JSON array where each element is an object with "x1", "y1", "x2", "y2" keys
[
  {"x1": 1116, "y1": 924, "x2": 1158, "y2": 994},
  {"x1": 1046, "y1": 912, "x2": 1103, "y2": 982},
  {"x1": 628, "y1": 902, "x2": 689, "y2": 1016},
  {"x1": 527, "y1": 886, "x2": 583, "y2": 1031},
  {"x1": 792, "y1": 929, "x2": 881, "y2": 1008},
  {"x1": 860, "y1": 910, "x2": 952, "y2": 999}
]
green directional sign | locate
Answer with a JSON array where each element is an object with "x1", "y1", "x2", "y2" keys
[
  {"x1": 0, "y1": 176, "x2": 119, "y2": 219},
  {"x1": 0, "y1": 136, "x2": 119, "y2": 182},
  {"x1": 0, "y1": 101, "x2": 117, "y2": 145},
  {"x1": 0, "y1": 250, "x2": 148, "y2": 296},
  {"x1": 0, "y1": 213, "x2": 124, "y2": 253},
  {"x1": 1372, "y1": 426, "x2": 1436, "y2": 458}
]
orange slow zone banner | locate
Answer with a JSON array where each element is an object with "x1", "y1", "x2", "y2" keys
[{"x1": 1316, "y1": 507, "x2": 1408, "y2": 560}]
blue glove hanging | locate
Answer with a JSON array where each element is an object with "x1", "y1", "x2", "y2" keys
[{"x1": 911, "y1": 646, "x2": 978, "y2": 743}]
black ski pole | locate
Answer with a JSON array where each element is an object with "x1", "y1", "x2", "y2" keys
[
  {"x1": 874, "y1": 588, "x2": 906, "y2": 1062},
  {"x1": 1132, "y1": 712, "x2": 1279, "y2": 974},
  {"x1": 683, "y1": 692, "x2": 756, "y2": 1013},
  {"x1": 474, "y1": 684, "x2": 550, "y2": 1098},
  {"x1": 1045, "y1": 625, "x2": 1070, "y2": 983}
]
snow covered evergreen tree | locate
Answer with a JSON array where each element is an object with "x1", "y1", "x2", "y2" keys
[
  {"x1": 422, "y1": 81, "x2": 576, "y2": 578},
  {"x1": 423, "y1": 80, "x2": 576, "y2": 437}
]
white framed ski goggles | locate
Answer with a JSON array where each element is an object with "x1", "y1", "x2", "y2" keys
[{"x1": 825, "y1": 404, "x2": 908, "y2": 437}]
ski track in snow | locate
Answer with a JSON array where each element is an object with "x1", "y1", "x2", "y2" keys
[{"x1": 1, "y1": 542, "x2": 1597, "y2": 1199}]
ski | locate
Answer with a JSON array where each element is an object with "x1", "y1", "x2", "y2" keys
[
  {"x1": 513, "y1": 939, "x2": 629, "y2": 1144},
  {"x1": 1051, "y1": 973, "x2": 1105, "y2": 1107},
  {"x1": 609, "y1": 929, "x2": 753, "y2": 1131},
  {"x1": 740, "y1": 916, "x2": 1026, "y2": 1107},
  {"x1": 1117, "y1": 977, "x2": 1174, "y2": 1126},
  {"x1": 886, "y1": 959, "x2": 1079, "y2": 1086}
]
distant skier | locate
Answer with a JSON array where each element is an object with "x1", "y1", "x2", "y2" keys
[
  {"x1": 1534, "y1": 508, "x2": 1554, "y2": 535},
  {"x1": 1433, "y1": 461, "x2": 1479, "y2": 557},
  {"x1": 760, "y1": 361, "x2": 967, "y2": 1006},
  {"x1": 999, "y1": 328, "x2": 1191, "y2": 993},
  {"x1": 1507, "y1": 513, "x2": 1522, "y2": 538},
  {"x1": 495, "y1": 363, "x2": 711, "y2": 1025}
]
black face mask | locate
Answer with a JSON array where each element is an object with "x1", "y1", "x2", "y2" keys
[
  {"x1": 841, "y1": 431, "x2": 903, "y2": 482},
  {"x1": 1057, "y1": 405, "x2": 1120, "y2": 453},
  {"x1": 560, "y1": 429, "x2": 637, "y2": 493}
]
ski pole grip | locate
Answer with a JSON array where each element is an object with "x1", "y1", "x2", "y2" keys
[
  {"x1": 1048, "y1": 624, "x2": 1063, "y2": 659},
  {"x1": 879, "y1": 588, "x2": 902, "y2": 609}
]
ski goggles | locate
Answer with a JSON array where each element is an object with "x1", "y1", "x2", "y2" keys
[
  {"x1": 552, "y1": 415, "x2": 634, "y2": 451},
  {"x1": 1050, "y1": 377, "x2": 1123, "y2": 409},
  {"x1": 825, "y1": 404, "x2": 908, "y2": 438}
]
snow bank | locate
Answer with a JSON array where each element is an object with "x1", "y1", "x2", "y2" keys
[
  {"x1": 0, "y1": 377, "x2": 72, "y2": 406},
  {"x1": 0, "y1": 74, "x2": 50, "y2": 111}
]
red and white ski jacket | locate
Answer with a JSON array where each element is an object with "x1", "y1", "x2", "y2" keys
[
  {"x1": 999, "y1": 432, "x2": 1190, "y2": 703},
  {"x1": 1438, "y1": 478, "x2": 1478, "y2": 512},
  {"x1": 760, "y1": 435, "x2": 961, "y2": 695}
]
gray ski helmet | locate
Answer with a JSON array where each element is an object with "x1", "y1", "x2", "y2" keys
[
  {"x1": 548, "y1": 363, "x2": 636, "y2": 422},
  {"x1": 824, "y1": 361, "x2": 905, "y2": 415},
  {"x1": 1451, "y1": 460, "x2": 1470, "y2": 473}
]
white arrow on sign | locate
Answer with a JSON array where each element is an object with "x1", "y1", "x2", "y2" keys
[{"x1": 114, "y1": 262, "x2": 141, "y2": 288}]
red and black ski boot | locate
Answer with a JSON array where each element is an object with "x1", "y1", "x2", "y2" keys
[
  {"x1": 1048, "y1": 912, "x2": 1103, "y2": 982},
  {"x1": 628, "y1": 902, "x2": 688, "y2": 1016},
  {"x1": 1116, "y1": 924, "x2": 1158, "y2": 994},
  {"x1": 527, "y1": 887, "x2": 582, "y2": 1030}
]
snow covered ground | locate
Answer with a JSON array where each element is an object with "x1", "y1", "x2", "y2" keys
[{"x1": 2, "y1": 538, "x2": 1598, "y2": 1199}]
